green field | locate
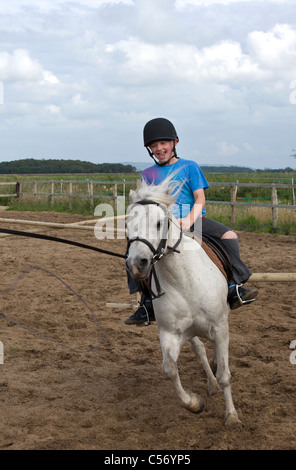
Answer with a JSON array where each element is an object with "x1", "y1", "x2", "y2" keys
[
  {"x1": 0, "y1": 171, "x2": 295, "y2": 235},
  {"x1": 204, "y1": 172, "x2": 296, "y2": 235}
]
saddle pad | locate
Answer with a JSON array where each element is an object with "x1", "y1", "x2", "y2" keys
[{"x1": 185, "y1": 232, "x2": 228, "y2": 281}]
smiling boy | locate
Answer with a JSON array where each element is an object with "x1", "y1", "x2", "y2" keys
[{"x1": 125, "y1": 118, "x2": 258, "y2": 325}]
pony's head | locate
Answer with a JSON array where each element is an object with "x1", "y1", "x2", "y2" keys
[{"x1": 125, "y1": 173, "x2": 182, "y2": 280}]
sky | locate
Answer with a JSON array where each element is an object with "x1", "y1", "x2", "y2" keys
[{"x1": 0, "y1": 0, "x2": 296, "y2": 170}]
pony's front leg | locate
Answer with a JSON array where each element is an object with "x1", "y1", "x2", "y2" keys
[
  {"x1": 160, "y1": 332, "x2": 205, "y2": 414},
  {"x1": 214, "y1": 326, "x2": 241, "y2": 426}
]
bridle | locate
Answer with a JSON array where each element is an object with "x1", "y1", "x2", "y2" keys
[{"x1": 126, "y1": 199, "x2": 182, "y2": 299}]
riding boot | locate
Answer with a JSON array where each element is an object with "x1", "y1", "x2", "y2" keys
[
  {"x1": 228, "y1": 282, "x2": 259, "y2": 310},
  {"x1": 124, "y1": 292, "x2": 155, "y2": 325},
  {"x1": 219, "y1": 238, "x2": 259, "y2": 309}
]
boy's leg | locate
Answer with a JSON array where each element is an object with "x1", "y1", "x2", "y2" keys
[
  {"x1": 125, "y1": 268, "x2": 155, "y2": 325},
  {"x1": 200, "y1": 217, "x2": 258, "y2": 309}
]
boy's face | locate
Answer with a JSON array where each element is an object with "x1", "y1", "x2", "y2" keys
[{"x1": 149, "y1": 139, "x2": 178, "y2": 165}]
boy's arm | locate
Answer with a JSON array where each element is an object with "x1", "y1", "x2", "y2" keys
[{"x1": 179, "y1": 188, "x2": 206, "y2": 231}]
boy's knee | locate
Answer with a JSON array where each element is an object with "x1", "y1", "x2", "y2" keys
[{"x1": 221, "y1": 230, "x2": 237, "y2": 240}]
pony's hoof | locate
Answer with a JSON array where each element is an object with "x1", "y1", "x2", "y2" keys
[
  {"x1": 186, "y1": 393, "x2": 205, "y2": 414},
  {"x1": 225, "y1": 412, "x2": 242, "y2": 427}
]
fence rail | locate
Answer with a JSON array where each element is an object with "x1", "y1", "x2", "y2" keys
[
  {"x1": 0, "y1": 179, "x2": 295, "y2": 228},
  {"x1": 0, "y1": 180, "x2": 128, "y2": 210},
  {"x1": 207, "y1": 181, "x2": 296, "y2": 227}
]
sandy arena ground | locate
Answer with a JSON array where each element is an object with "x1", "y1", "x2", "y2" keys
[{"x1": 0, "y1": 211, "x2": 295, "y2": 451}]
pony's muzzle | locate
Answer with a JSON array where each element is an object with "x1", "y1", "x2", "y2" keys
[{"x1": 126, "y1": 255, "x2": 150, "y2": 279}]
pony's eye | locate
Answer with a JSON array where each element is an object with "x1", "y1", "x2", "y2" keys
[{"x1": 156, "y1": 220, "x2": 161, "y2": 230}]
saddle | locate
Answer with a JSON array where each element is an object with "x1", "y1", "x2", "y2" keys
[{"x1": 185, "y1": 231, "x2": 233, "y2": 283}]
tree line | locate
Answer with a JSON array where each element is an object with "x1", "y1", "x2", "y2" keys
[
  {"x1": 0, "y1": 158, "x2": 137, "y2": 174},
  {"x1": 199, "y1": 165, "x2": 295, "y2": 173},
  {"x1": 0, "y1": 158, "x2": 294, "y2": 175}
]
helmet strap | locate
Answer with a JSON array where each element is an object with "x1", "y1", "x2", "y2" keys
[
  {"x1": 146, "y1": 145, "x2": 179, "y2": 167},
  {"x1": 146, "y1": 147, "x2": 159, "y2": 165}
]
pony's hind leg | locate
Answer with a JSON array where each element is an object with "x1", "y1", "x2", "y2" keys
[
  {"x1": 160, "y1": 333, "x2": 205, "y2": 414},
  {"x1": 190, "y1": 337, "x2": 220, "y2": 396}
]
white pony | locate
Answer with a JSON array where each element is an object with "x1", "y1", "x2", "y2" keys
[{"x1": 125, "y1": 176, "x2": 241, "y2": 426}]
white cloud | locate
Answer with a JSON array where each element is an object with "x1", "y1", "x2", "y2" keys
[
  {"x1": 46, "y1": 104, "x2": 61, "y2": 114},
  {"x1": 217, "y1": 141, "x2": 239, "y2": 156},
  {"x1": 176, "y1": 0, "x2": 294, "y2": 7},
  {"x1": 103, "y1": 37, "x2": 267, "y2": 86},
  {"x1": 196, "y1": 41, "x2": 267, "y2": 82},
  {"x1": 0, "y1": 49, "x2": 59, "y2": 84},
  {"x1": 1, "y1": 0, "x2": 134, "y2": 13},
  {"x1": 247, "y1": 23, "x2": 296, "y2": 70}
]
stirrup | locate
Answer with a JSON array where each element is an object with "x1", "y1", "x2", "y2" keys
[
  {"x1": 139, "y1": 301, "x2": 151, "y2": 326},
  {"x1": 235, "y1": 283, "x2": 256, "y2": 306}
]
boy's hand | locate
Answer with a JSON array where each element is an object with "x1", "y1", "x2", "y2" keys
[{"x1": 179, "y1": 216, "x2": 192, "y2": 232}]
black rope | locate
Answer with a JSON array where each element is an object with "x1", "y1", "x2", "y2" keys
[{"x1": 0, "y1": 228, "x2": 126, "y2": 259}]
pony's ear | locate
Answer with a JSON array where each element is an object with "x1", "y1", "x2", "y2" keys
[
  {"x1": 129, "y1": 189, "x2": 137, "y2": 204},
  {"x1": 165, "y1": 185, "x2": 172, "y2": 195}
]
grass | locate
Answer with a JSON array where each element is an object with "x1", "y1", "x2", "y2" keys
[
  {"x1": 205, "y1": 204, "x2": 296, "y2": 235},
  {"x1": 1, "y1": 171, "x2": 295, "y2": 235}
]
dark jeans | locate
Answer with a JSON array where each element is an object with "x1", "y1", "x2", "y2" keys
[{"x1": 201, "y1": 217, "x2": 251, "y2": 284}]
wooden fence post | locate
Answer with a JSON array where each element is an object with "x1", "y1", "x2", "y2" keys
[
  {"x1": 69, "y1": 182, "x2": 73, "y2": 210},
  {"x1": 231, "y1": 184, "x2": 238, "y2": 224},
  {"x1": 88, "y1": 181, "x2": 94, "y2": 208},
  {"x1": 113, "y1": 183, "x2": 118, "y2": 211},
  {"x1": 271, "y1": 184, "x2": 278, "y2": 228},
  {"x1": 51, "y1": 181, "x2": 55, "y2": 206},
  {"x1": 16, "y1": 182, "x2": 21, "y2": 199}
]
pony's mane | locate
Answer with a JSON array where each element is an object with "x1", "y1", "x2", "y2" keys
[{"x1": 129, "y1": 173, "x2": 180, "y2": 207}]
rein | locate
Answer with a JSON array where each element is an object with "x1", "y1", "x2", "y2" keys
[{"x1": 0, "y1": 228, "x2": 126, "y2": 259}]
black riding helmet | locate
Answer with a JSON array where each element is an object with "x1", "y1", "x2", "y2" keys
[{"x1": 143, "y1": 118, "x2": 179, "y2": 165}]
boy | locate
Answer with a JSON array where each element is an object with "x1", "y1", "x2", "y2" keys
[{"x1": 125, "y1": 118, "x2": 258, "y2": 324}]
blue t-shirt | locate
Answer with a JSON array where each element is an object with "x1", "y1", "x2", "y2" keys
[{"x1": 141, "y1": 158, "x2": 209, "y2": 218}]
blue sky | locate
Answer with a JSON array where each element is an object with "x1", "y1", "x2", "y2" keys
[{"x1": 0, "y1": 0, "x2": 296, "y2": 169}]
